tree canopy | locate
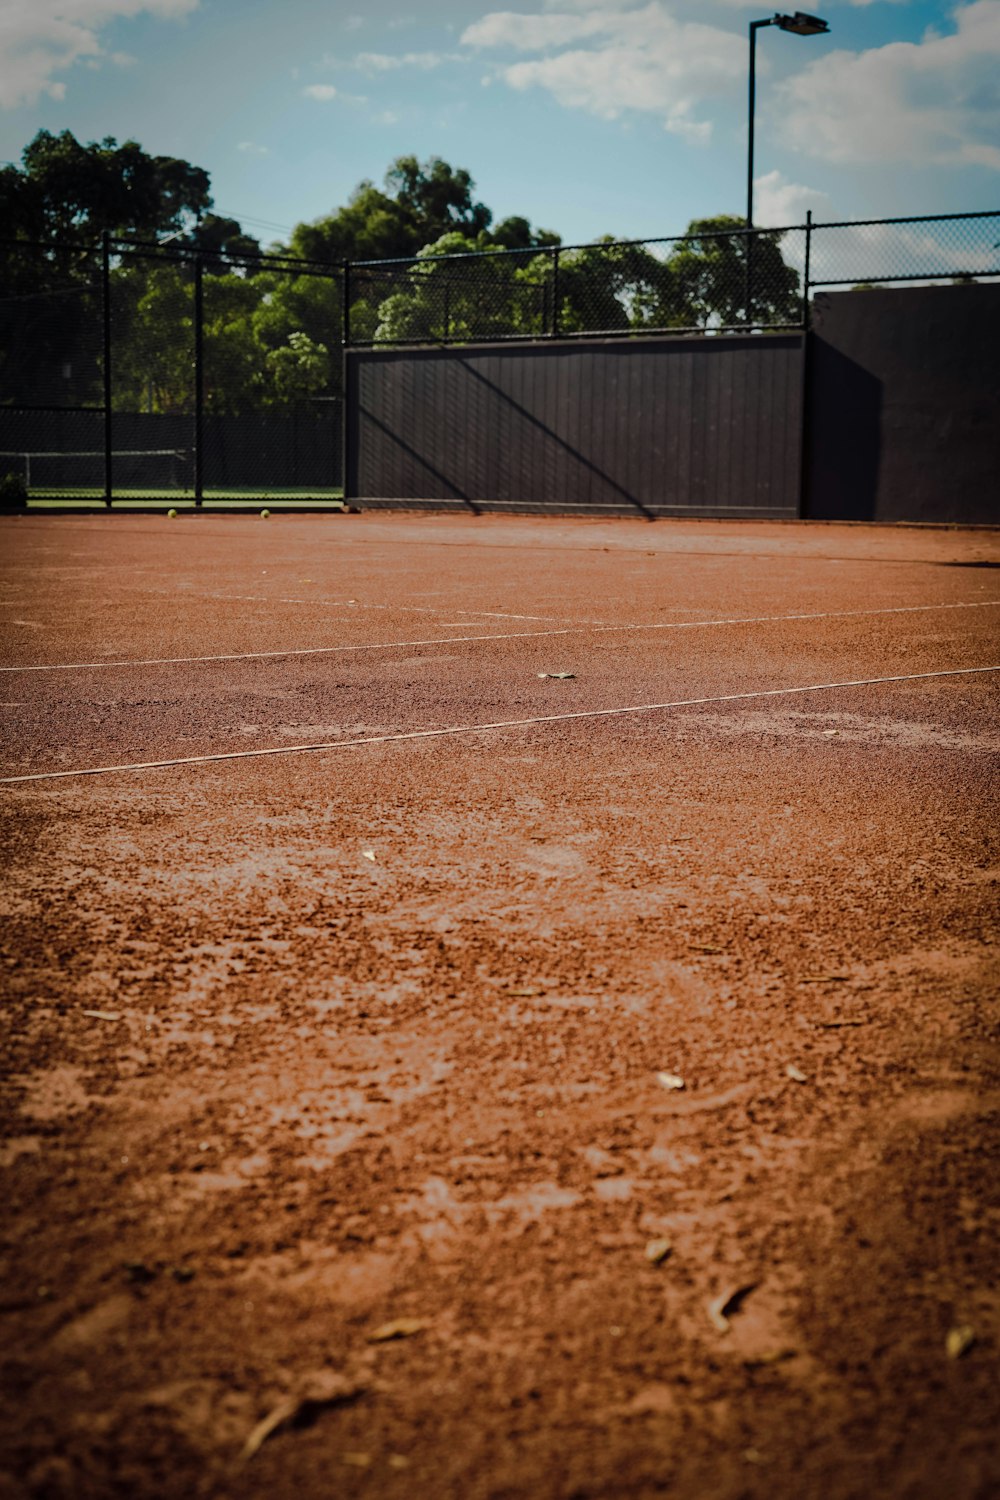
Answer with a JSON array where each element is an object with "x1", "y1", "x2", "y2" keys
[
  {"x1": 1, "y1": 132, "x2": 803, "y2": 417},
  {"x1": 2, "y1": 131, "x2": 221, "y2": 247},
  {"x1": 280, "y1": 155, "x2": 557, "y2": 265}
]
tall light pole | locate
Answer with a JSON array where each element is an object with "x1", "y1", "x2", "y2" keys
[{"x1": 747, "y1": 12, "x2": 829, "y2": 230}]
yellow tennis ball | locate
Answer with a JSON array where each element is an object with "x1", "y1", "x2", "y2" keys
[
  {"x1": 167, "y1": 508, "x2": 177, "y2": 518},
  {"x1": 260, "y1": 508, "x2": 271, "y2": 519}
]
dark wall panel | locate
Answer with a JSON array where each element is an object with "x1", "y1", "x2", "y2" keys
[
  {"x1": 0, "y1": 408, "x2": 342, "y2": 492},
  {"x1": 807, "y1": 285, "x2": 1000, "y2": 525},
  {"x1": 348, "y1": 336, "x2": 804, "y2": 517}
]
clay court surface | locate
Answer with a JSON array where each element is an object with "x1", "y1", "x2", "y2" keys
[{"x1": 1, "y1": 512, "x2": 998, "y2": 1499}]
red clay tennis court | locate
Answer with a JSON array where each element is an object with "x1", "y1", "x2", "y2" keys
[{"x1": 1, "y1": 512, "x2": 998, "y2": 1498}]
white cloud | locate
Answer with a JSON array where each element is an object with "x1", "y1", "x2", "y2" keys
[
  {"x1": 237, "y1": 140, "x2": 271, "y2": 155},
  {"x1": 301, "y1": 83, "x2": 337, "y2": 101},
  {"x1": 777, "y1": 0, "x2": 1000, "y2": 170},
  {"x1": 462, "y1": 3, "x2": 743, "y2": 139},
  {"x1": 0, "y1": 0, "x2": 198, "y2": 109},
  {"x1": 811, "y1": 214, "x2": 1000, "y2": 283},
  {"x1": 752, "y1": 169, "x2": 832, "y2": 228},
  {"x1": 352, "y1": 50, "x2": 452, "y2": 72},
  {"x1": 461, "y1": 11, "x2": 610, "y2": 49},
  {"x1": 745, "y1": 170, "x2": 1000, "y2": 288}
]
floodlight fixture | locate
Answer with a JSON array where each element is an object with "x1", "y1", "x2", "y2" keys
[
  {"x1": 747, "y1": 12, "x2": 830, "y2": 227},
  {"x1": 774, "y1": 12, "x2": 830, "y2": 36}
]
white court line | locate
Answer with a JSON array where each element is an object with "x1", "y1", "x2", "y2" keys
[
  {"x1": 167, "y1": 591, "x2": 583, "y2": 625},
  {"x1": 2, "y1": 664, "x2": 996, "y2": 785},
  {"x1": 2, "y1": 598, "x2": 998, "y2": 675},
  {"x1": 0, "y1": 627, "x2": 564, "y2": 672}
]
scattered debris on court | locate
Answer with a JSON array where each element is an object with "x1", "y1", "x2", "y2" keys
[
  {"x1": 708, "y1": 1284, "x2": 757, "y2": 1334},
  {"x1": 369, "y1": 1318, "x2": 428, "y2": 1342},
  {"x1": 655, "y1": 1071, "x2": 685, "y2": 1091},
  {"x1": 946, "y1": 1325, "x2": 976, "y2": 1359},
  {"x1": 239, "y1": 1371, "x2": 369, "y2": 1464}
]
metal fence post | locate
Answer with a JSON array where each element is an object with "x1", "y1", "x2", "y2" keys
[
  {"x1": 803, "y1": 210, "x2": 813, "y2": 329},
  {"x1": 551, "y1": 246, "x2": 560, "y2": 338},
  {"x1": 799, "y1": 211, "x2": 814, "y2": 519},
  {"x1": 341, "y1": 262, "x2": 351, "y2": 502},
  {"x1": 102, "y1": 232, "x2": 113, "y2": 508},
  {"x1": 194, "y1": 255, "x2": 204, "y2": 507},
  {"x1": 745, "y1": 226, "x2": 754, "y2": 331}
]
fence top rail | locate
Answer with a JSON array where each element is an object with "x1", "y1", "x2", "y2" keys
[
  {"x1": 0, "y1": 234, "x2": 346, "y2": 275},
  {"x1": 348, "y1": 321, "x2": 805, "y2": 349},
  {"x1": 811, "y1": 271, "x2": 1000, "y2": 288},
  {"x1": 809, "y1": 208, "x2": 999, "y2": 232}
]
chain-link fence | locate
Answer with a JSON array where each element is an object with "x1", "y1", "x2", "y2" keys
[
  {"x1": 804, "y1": 210, "x2": 1000, "y2": 292},
  {"x1": 1, "y1": 211, "x2": 996, "y2": 505},
  {"x1": 349, "y1": 247, "x2": 551, "y2": 344},
  {"x1": 1, "y1": 235, "x2": 345, "y2": 507},
  {"x1": 109, "y1": 247, "x2": 196, "y2": 499},
  {"x1": 0, "y1": 239, "x2": 106, "y2": 500},
  {"x1": 347, "y1": 226, "x2": 809, "y2": 344},
  {"x1": 201, "y1": 249, "x2": 343, "y2": 503},
  {"x1": 344, "y1": 212, "x2": 1000, "y2": 348}
]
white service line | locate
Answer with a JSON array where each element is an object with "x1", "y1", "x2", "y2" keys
[
  {"x1": 0, "y1": 627, "x2": 566, "y2": 672},
  {"x1": 2, "y1": 664, "x2": 996, "y2": 785},
  {"x1": 2, "y1": 598, "x2": 998, "y2": 675}
]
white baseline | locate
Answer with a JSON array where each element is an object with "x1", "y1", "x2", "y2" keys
[{"x1": 2, "y1": 599, "x2": 998, "y2": 675}]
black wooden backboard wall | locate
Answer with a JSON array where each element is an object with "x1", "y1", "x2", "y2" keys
[{"x1": 346, "y1": 335, "x2": 805, "y2": 518}]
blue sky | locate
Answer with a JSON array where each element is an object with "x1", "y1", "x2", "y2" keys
[{"x1": 2, "y1": 1, "x2": 998, "y2": 247}]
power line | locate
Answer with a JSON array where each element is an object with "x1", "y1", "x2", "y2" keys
[{"x1": 217, "y1": 209, "x2": 298, "y2": 236}]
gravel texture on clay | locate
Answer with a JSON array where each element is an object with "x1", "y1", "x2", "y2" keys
[{"x1": 1, "y1": 513, "x2": 998, "y2": 1500}]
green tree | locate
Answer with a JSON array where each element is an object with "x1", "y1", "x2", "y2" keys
[
  {"x1": 249, "y1": 269, "x2": 341, "y2": 405},
  {"x1": 373, "y1": 231, "x2": 549, "y2": 343},
  {"x1": 385, "y1": 156, "x2": 492, "y2": 241},
  {"x1": 108, "y1": 261, "x2": 340, "y2": 414},
  {"x1": 108, "y1": 261, "x2": 195, "y2": 413},
  {"x1": 552, "y1": 217, "x2": 800, "y2": 334},
  {"x1": 489, "y1": 216, "x2": 561, "y2": 252},
  {"x1": 282, "y1": 156, "x2": 554, "y2": 267},
  {"x1": 188, "y1": 214, "x2": 262, "y2": 270},
  {"x1": 662, "y1": 215, "x2": 801, "y2": 329},
  {"x1": 265, "y1": 331, "x2": 330, "y2": 405},
  {"x1": 5, "y1": 130, "x2": 215, "y2": 246},
  {"x1": 202, "y1": 273, "x2": 267, "y2": 413},
  {"x1": 553, "y1": 238, "x2": 662, "y2": 334}
]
